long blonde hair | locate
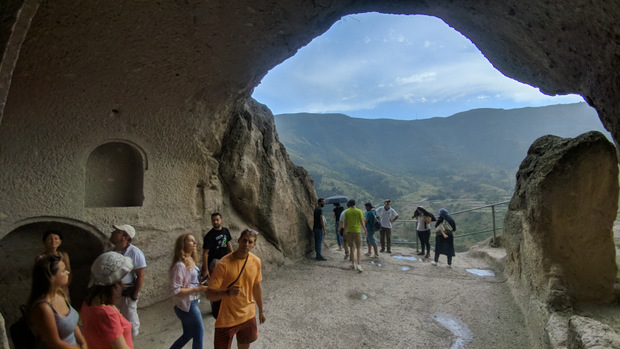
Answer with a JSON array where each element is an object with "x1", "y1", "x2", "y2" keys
[{"x1": 170, "y1": 233, "x2": 198, "y2": 270}]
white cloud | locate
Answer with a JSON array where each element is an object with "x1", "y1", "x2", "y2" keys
[{"x1": 252, "y1": 12, "x2": 584, "y2": 119}]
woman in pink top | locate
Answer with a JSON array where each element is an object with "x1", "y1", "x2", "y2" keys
[
  {"x1": 169, "y1": 233, "x2": 208, "y2": 349},
  {"x1": 81, "y1": 252, "x2": 134, "y2": 349}
]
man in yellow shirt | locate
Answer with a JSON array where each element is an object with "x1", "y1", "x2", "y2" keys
[
  {"x1": 206, "y1": 229, "x2": 266, "y2": 349},
  {"x1": 343, "y1": 199, "x2": 368, "y2": 273}
]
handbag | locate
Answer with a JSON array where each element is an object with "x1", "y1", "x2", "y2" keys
[
  {"x1": 212, "y1": 254, "x2": 249, "y2": 319},
  {"x1": 435, "y1": 221, "x2": 454, "y2": 237}
]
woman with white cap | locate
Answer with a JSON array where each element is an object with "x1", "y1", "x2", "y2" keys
[{"x1": 80, "y1": 252, "x2": 134, "y2": 349}]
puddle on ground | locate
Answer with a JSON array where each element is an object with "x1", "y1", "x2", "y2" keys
[
  {"x1": 431, "y1": 312, "x2": 474, "y2": 349},
  {"x1": 370, "y1": 261, "x2": 382, "y2": 267},
  {"x1": 393, "y1": 255, "x2": 421, "y2": 262},
  {"x1": 348, "y1": 292, "x2": 368, "y2": 301},
  {"x1": 466, "y1": 269, "x2": 495, "y2": 277},
  {"x1": 400, "y1": 266, "x2": 411, "y2": 271}
]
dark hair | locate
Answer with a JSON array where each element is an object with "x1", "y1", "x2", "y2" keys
[
  {"x1": 84, "y1": 284, "x2": 119, "y2": 306},
  {"x1": 211, "y1": 212, "x2": 222, "y2": 219},
  {"x1": 364, "y1": 202, "x2": 372, "y2": 209},
  {"x1": 334, "y1": 203, "x2": 340, "y2": 207},
  {"x1": 347, "y1": 199, "x2": 355, "y2": 207},
  {"x1": 239, "y1": 228, "x2": 259, "y2": 241},
  {"x1": 27, "y1": 255, "x2": 63, "y2": 307},
  {"x1": 318, "y1": 198, "x2": 324, "y2": 204},
  {"x1": 42, "y1": 230, "x2": 63, "y2": 242}
]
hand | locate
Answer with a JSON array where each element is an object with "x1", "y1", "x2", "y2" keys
[
  {"x1": 227, "y1": 285, "x2": 241, "y2": 296},
  {"x1": 259, "y1": 311, "x2": 266, "y2": 324}
]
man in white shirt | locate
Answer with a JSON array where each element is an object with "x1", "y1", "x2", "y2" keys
[
  {"x1": 375, "y1": 199, "x2": 399, "y2": 253},
  {"x1": 110, "y1": 224, "x2": 146, "y2": 337}
]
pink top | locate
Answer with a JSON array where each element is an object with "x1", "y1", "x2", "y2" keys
[{"x1": 80, "y1": 303, "x2": 133, "y2": 349}]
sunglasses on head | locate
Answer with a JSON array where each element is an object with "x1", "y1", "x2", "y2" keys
[{"x1": 245, "y1": 228, "x2": 259, "y2": 236}]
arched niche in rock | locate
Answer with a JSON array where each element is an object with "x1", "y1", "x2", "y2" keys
[{"x1": 84, "y1": 141, "x2": 147, "y2": 208}]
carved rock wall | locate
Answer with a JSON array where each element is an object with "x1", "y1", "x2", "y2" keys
[
  {"x1": 0, "y1": 0, "x2": 619, "y2": 328},
  {"x1": 503, "y1": 131, "x2": 618, "y2": 346}
]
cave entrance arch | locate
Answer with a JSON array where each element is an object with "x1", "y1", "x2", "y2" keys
[{"x1": 0, "y1": 218, "x2": 105, "y2": 328}]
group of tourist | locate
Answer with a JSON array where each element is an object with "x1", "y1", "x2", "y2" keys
[
  {"x1": 24, "y1": 213, "x2": 265, "y2": 349},
  {"x1": 313, "y1": 198, "x2": 457, "y2": 270}
]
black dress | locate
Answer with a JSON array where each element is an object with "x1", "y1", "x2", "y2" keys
[{"x1": 434, "y1": 216, "x2": 456, "y2": 257}]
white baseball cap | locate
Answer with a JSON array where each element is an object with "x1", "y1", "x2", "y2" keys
[{"x1": 113, "y1": 224, "x2": 136, "y2": 239}]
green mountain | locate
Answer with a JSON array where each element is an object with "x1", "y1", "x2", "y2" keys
[
  {"x1": 275, "y1": 102, "x2": 609, "y2": 251},
  {"x1": 275, "y1": 102, "x2": 608, "y2": 208}
]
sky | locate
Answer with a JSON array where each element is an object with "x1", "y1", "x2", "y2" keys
[{"x1": 251, "y1": 13, "x2": 584, "y2": 120}]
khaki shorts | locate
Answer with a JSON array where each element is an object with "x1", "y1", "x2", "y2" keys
[{"x1": 345, "y1": 232, "x2": 361, "y2": 248}]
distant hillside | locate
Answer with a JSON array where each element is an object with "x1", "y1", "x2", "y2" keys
[{"x1": 274, "y1": 102, "x2": 608, "y2": 206}]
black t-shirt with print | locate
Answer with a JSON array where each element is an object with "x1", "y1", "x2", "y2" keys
[{"x1": 202, "y1": 227, "x2": 232, "y2": 266}]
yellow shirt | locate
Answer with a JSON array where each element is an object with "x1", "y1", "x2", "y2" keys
[
  {"x1": 344, "y1": 207, "x2": 364, "y2": 233},
  {"x1": 209, "y1": 252, "x2": 262, "y2": 328}
]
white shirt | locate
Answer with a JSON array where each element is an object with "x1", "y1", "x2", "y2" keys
[
  {"x1": 122, "y1": 244, "x2": 146, "y2": 285},
  {"x1": 376, "y1": 206, "x2": 398, "y2": 228}
]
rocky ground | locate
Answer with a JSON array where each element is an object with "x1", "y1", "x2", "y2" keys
[{"x1": 135, "y1": 243, "x2": 533, "y2": 349}]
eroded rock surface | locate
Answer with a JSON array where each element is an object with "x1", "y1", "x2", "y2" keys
[{"x1": 503, "y1": 131, "x2": 618, "y2": 346}]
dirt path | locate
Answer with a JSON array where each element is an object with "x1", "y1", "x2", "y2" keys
[{"x1": 135, "y1": 243, "x2": 531, "y2": 349}]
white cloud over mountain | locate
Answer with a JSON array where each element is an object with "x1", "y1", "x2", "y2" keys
[{"x1": 252, "y1": 13, "x2": 583, "y2": 120}]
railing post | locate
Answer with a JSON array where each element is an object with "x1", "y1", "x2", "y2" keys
[{"x1": 491, "y1": 204, "x2": 497, "y2": 246}]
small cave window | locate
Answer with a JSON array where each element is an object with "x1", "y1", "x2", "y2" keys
[{"x1": 85, "y1": 142, "x2": 144, "y2": 207}]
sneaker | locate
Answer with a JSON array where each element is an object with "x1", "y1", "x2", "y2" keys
[
  {"x1": 431, "y1": 261, "x2": 437, "y2": 266},
  {"x1": 387, "y1": 249, "x2": 392, "y2": 254},
  {"x1": 356, "y1": 265, "x2": 364, "y2": 272},
  {"x1": 417, "y1": 252, "x2": 425, "y2": 256},
  {"x1": 364, "y1": 252, "x2": 372, "y2": 256},
  {"x1": 316, "y1": 256, "x2": 327, "y2": 261},
  {"x1": 425, "y1": 254, "x2": 430, "y2": 259},
  {"x1": 351, "y1": 264, "x2": 356, "y2": 270},
  {"x1": 373, "y1": 254, "x2": 379, "y2": 258},
  {"x1": 380, "y1": 248, "x2": 385, "y2": 253},
  {"x1": 344, "y1": 253, "x2": 349, "y2": 260}
]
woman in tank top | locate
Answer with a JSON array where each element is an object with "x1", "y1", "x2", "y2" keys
[{"x1": 27, "y1": 255, "x2": 86, "y2": 348}]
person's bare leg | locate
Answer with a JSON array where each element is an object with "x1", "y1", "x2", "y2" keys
[{"x1": 356, "y1": 246, "x2": 362, "y2": 266}]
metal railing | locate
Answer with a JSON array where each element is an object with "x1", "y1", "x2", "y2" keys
[{"x1": 392, "y1": 200, "x2": 510, "y2": 249}]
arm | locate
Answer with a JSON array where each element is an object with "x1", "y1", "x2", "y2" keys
[
  {"x1": 109, "y1": 335, "x2": 132, "y2": 349},
  {"x1": 30, "y1": 302, "x2": 80, "y2": 349},
  {"x1": 227, "y1": 241, "x2": 234, "y2": 253},
  {"x1": 201, "y1": 249, "x2": 210, "y2": 278},
  {"x1": 171, "y1": 264, "x2": 208, "y2": 297},
  {"x1": 391, "y1": 213, "x2": 399, "y2": 223},
  {"x1": 132, "y1": 268, "x2": 146, "y2": 300},
  {"x1": 253, "y1": 281, "x2": 266, "y2": 324},
  {"x1": 205, "y1": 285, "x2": 240, "y2": 301},
  {"x1": 74, "y1": 325, "x2": 88, "y2": 349},
  {"x1": 320, "y1": 214, "x2": 326, "y2": 235}
]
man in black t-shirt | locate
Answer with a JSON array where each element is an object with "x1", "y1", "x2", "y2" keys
[
  {"x1": 313, "y1": 198, "x2": 327, "y2": 261},
  {"x1": 201, "y1": 212, "x2": 234, "y2": 279}
]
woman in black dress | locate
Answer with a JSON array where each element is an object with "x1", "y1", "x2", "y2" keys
[{"x1": 431, "y1": 208, "x2": 456, "y2": 267}]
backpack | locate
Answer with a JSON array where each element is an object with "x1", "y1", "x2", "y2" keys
[
  {"x1": 371, "y1": 210, "x2": 381, "y2": 232},
  {"x1": 10, "y1": 305, "x2": 36, "y2": 349}
]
